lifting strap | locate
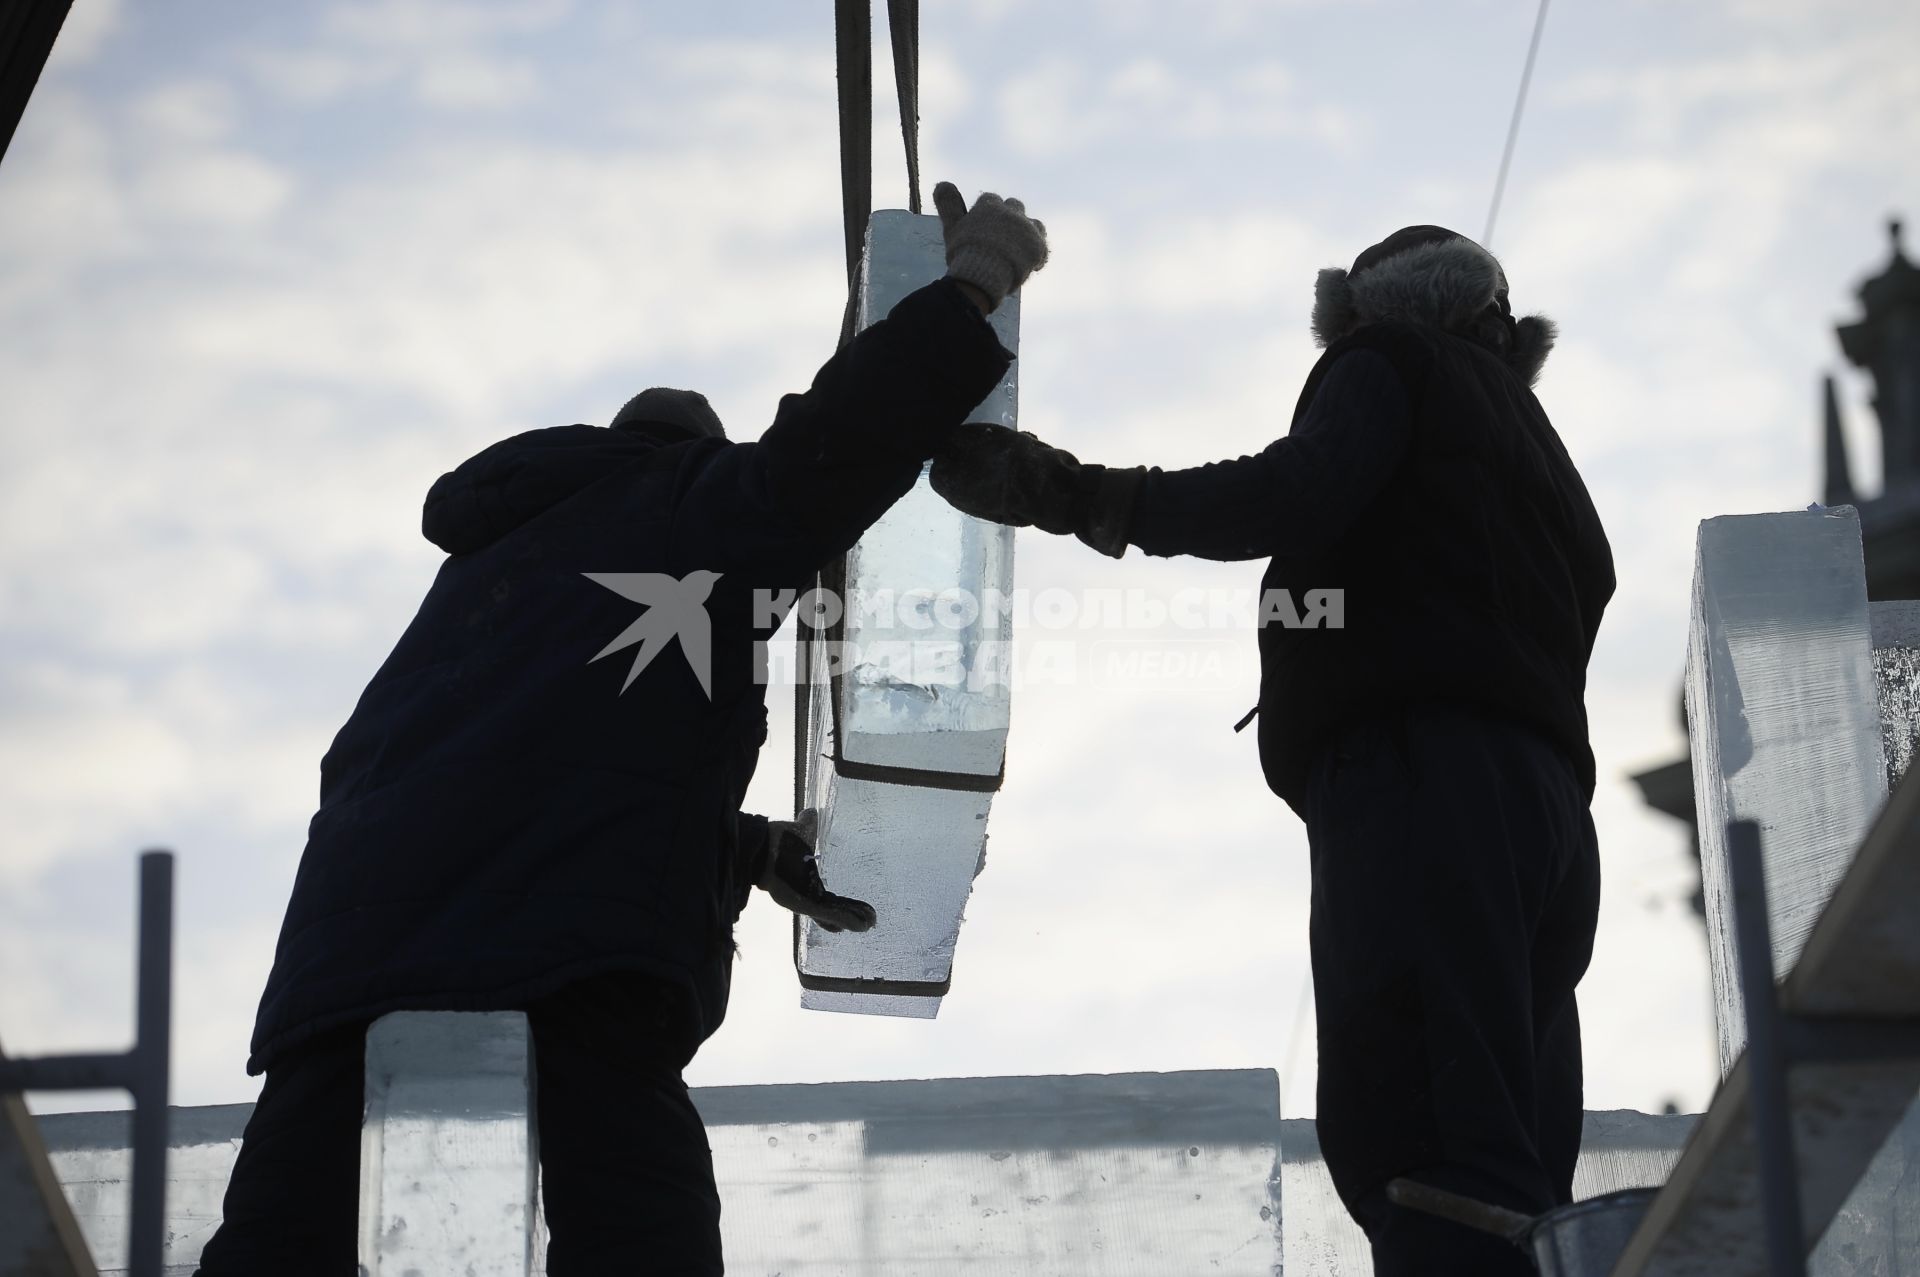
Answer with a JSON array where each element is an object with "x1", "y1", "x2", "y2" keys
[{"x1": 798, "y1": 0, "x2": 926, "y2": 812}]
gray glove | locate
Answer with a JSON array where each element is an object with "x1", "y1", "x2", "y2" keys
[
  {"x1": 932, "y1": 181, "x2": 1048, "y2": 311},
  {"x1": 761, "y1": 811, "x2": 876, "y2": 933}
]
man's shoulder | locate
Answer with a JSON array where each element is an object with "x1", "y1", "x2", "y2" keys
[{"x1": 1325, "y1": 320, "x2": 1444, "y2": 374}]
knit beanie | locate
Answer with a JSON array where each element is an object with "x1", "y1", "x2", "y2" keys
[{"x1": 611, "y1": 388, "x2": 727, "y2": 442}]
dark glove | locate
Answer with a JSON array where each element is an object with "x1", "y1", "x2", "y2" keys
[
  {"x1": 932, "y1": 181, "x2": 1048, "y2": 312},
  {"x1": 930, "y1": 422, "x2": 1145, "y2": 558},
  {"x1": 760, "y1": 811, "x2": 876, "y2": 933}
]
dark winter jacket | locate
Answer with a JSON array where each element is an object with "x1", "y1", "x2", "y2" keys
[
  {"x1": 1127, "y1": 253, "x2": 1613, "y2": 815},
  {"x1": 247, "y1": 279, "x2": 1011, "y2": 1074}
]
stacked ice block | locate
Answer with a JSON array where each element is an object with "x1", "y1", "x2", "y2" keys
[
  {"x1": 1667, "y1": 506, "x2": 1920, "y2": 1275},
  {"x1": 1684, "y1": 507, "x2": 1888, "y2": 1074},
  {"x1": 797, "y1": 211, "x2": 1018, "y2": 1017}
]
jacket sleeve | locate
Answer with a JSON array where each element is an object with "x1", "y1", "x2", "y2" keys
[
  {"x1": 731, "y1": 811, "x2": 772, "y2": 917},
  {"x1": 667, "y1": 278, "x2": 1013, "y2": 579},
  {"x1": 1126, "y1": 348, "x2": 1415, "y2": 562}
]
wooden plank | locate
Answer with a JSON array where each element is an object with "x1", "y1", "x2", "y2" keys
[
  {"x1": 1, "y1": 1036, "x2": 98, "y2": 1277},
  {"x1": 1612, "y1": 765, "x2": 1920, "y2": 1275},
  {"x1": 1786, "y1": 751, "x2": 1920, "y2": 1017},
  {"x1": 1611, "y1": 1058, "x2": 1920, "y2": 1276}
]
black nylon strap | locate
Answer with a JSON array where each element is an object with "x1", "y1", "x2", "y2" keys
[
  {"x1": 796, "y1": 967, "x2": 954, "y2": 998},
  {"x1": 886, "y1": 0, "x2": 921, "y2": 214},
  {"x1": 799, "y1": 0, "x2": 875, "y2": 816},
  {"x1": 0, "y1": 0, "x2": 75, "y2": 167},
  {"x1": 833, "y1": 0, "x2": 872, "y2": 348}
]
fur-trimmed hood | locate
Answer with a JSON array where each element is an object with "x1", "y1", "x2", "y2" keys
[{"x1": 1310, "y1": 235, "x2": 1556, "y2": 386}]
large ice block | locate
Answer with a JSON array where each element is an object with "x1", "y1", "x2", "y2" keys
[
  {"x1": 797, "y1": 210, "x2": 1020, "y2": 1014},
  {"x1": 1684, "y1": 507, "x2": 1888, "y2": 1073},
  {"x1": 838, "y1": 475, "x2": 1014, "y2": 775},
  {"x1": 796, "y1": 775, "x2": 991, "y2": 990},
  {"x1": 46, "y1": 1069, "x2": 1285, "y2": 1277},
  {"x1": 836, "y1": 210, "x2": 1018, "y2": 777},
  {"x1": 63, "y1": 1092, "x2": 1858, "y2": 1277},
  {"x1": 359, "y1": 1011, "x2": 538, "y2": 1277}
]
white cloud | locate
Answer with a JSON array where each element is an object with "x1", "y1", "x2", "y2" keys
[
  {"x1": 135, "y1": 148, "x2": 294, "y2": 226},
  {"x1": 998, "y1": 56, "x2": 1360, "y2": 159},
  {"x1": 43, "y1": 0, "x2": 123, "y2": 68},
  {"x1": 324, "y1": 0, "x2": 573, "y2": 49},
  {"x1": 128, "y1": 81, "x2": 239, "y2": 144},
  {"x1": 242, "y1": 48, "x2": 389, "y2": 104}
]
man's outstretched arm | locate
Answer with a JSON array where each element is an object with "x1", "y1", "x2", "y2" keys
[
  {"x1": 932, "y1": 347, "x2": 1417, "y2": 562},
  {"x1": 665, "y1": 185, "x2": 1046, "y2": 580}
]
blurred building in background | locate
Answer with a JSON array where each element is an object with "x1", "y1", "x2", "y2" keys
[{"x1": 1632, "y1": 218, "x2": 1920, "y2": 911}]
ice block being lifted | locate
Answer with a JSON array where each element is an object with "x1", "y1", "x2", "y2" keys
[{"x1": 796, "y1": 211, "x2": 1020, "y2": 1016}]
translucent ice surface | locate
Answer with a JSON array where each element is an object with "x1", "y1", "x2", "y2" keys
[
  {"x1": 796, "y1": 774, "x2": 991, "y2": 990},
  {"x1": 797, "y1": 211, "x2": 1020, "y2": 1013},
  {"x1": 50, "y1": 1088, "x2": 1813, "y2": 1277},
  {"x1": 42, "y1": 1069, "x2": 1285, "y2": 1276},
  {"x1": 839, "y1": 472, "x2": 1013, "y2": 775},
  {"x1": 359, "y1": 1011, "x2": 538, "y2": 1277},
  {"x1": 1684, "y1": 507, "x2": 1887, "y2": 1073},
  {"x1": 838, "y1": 210, "x2": 1019, "y2": 778}
]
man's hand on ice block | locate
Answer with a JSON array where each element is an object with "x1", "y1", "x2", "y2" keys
[
  {"x1": 933, "y1": 180, "x2": 1048, "y2": 313},
  {"x1": 761, "y1": 810, "x2": 877, "y2": 933}
]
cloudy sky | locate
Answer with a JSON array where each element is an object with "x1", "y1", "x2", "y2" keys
[{"x1": 3, "y1": 0, "x2": 1916, "y2": 1121}]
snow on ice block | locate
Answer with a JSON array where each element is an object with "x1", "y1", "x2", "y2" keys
[
  {"x1": 1871, "y1": 600, "x2": 1920, "y2": 790},
  {"x1": 1684, "y1": 506, "x2": 1887, "y2": 1074},
  {"x1": 359, "y1": 1011, "x2": 537, "y2": 1277},
  {"x1": 797, "y1": 210, "x2": 1019, "y2": 1015}
]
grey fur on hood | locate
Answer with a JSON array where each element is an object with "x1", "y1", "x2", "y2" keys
[{"x1": 1310, "y1": 236, "x2": 1556, "y2": 386}]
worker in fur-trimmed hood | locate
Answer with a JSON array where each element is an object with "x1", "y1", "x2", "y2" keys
[{"x1": 932, "y1": 225, "x2": 1615, "y2": 1277}]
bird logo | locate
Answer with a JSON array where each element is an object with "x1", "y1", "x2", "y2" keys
[{"x1": 583, "y1": 570, "x2": 721, "y2": 697}]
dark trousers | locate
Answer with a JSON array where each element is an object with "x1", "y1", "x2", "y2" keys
[
  {"x1": 1304, "y1": 706, "x2": 1601, "y2": 1277},
  {"x1": 194, "y1": 973, "x2": 722, "y2": 1276}
]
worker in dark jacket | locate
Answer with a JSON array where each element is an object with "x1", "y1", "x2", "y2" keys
[
  {"x1": 194, "y1": 184, "x2": 1047, "y2": 1277},
  {"x1": 931, "y1": 225, "x2": 1615, "y2": 1277}
]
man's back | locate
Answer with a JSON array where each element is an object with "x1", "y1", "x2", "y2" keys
[
  {"x1": 245, "y1": 278, "x2": 1017, "y2": 1077},
  {"x1": 1257, "y1": 320, "x2": 1616, "y2": 812}
]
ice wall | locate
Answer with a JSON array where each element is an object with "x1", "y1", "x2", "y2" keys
[
  {"x1": 358, "y1": 1012, "x2": 538, "y2": 1277},
  {"x1": 1677, "y1": 511, "x2": 1920, "y2": 1275},
  {"x1": 37, "y1": 1068, "x2": 1283, "y2": 1276},
  {"x1": 1684, "y1": 507, "x2": 1888, "y2": 1074},
  {"x1": 43, "y1": 1090, "x2": 1771, "y2": 1277},
  {"x1": 797, "y1": 210, "x2": 1019, "y2": 1015}
]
